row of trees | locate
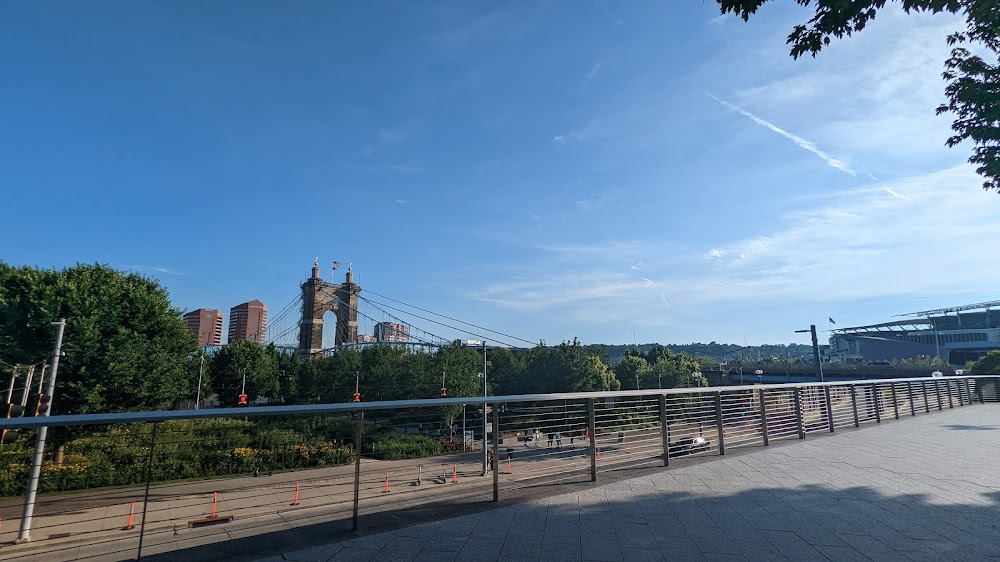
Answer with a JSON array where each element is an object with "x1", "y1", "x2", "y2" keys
[
  {"x1": 207, "y1": 338, "x2": 707, "y2": 408},
  {"x1": 1, "y1": 263, "x2": 706, "y2": 416}
]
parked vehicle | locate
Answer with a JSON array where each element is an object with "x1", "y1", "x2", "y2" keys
[{"x1": 668, "y1": 436, "x2": 711, "y2": 457}]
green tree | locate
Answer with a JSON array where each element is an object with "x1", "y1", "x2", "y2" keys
[
  {"x1": 0, "y1": 263, "x2": 198, "y2": 414},
  {"x1": 969, "y1": 350, "x2": 1000, "y2": 373},
  {"x1": 210, "y1": 340, "x2": 279, "y2": 406},
  {"x1": 716, "y1": 0, "x2": 1000, "y2": 192},
  {"x1": 615, "y1": 355, "x2": 652, "y2": 391}
]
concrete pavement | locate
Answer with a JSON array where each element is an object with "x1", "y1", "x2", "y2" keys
[{"x1": 248, "y1": 405, "x2": 1000, "y2": 561}]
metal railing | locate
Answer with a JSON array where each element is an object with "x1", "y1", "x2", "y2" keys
[{"x1": 0, "y1": 375, "x2": 997, "y2": 561}]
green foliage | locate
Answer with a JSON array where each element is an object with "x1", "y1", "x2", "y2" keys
[
  {"x1": 969, "y1": 350, "x2": 1000, "y2": 374},
  {"x1": 715, "y1": 0, "x2": 1000, "y2": 193},
  {"x1": 0, "y1": 418, "x2": 357, "y2": 497},
  {"x1": 367, "y1": 431, "x2": 444, "y2": 460},
  {"x1": 210, "y1": 340, "x2": 280, "y2": 406},
  {"x1": 0, "y1": 263, "x2": 198, "y2": 414}
]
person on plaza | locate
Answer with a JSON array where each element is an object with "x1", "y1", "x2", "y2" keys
[
  {"x1": 547, "y1": 433, "x2": 553, "y2": 447},
  {"x1": 556, "y1": 431, "x2": 563, "y2": 449}
]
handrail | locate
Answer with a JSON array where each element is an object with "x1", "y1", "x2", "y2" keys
[{"x1": 0, "y1": 375, "x2": 993, "y2": 430}]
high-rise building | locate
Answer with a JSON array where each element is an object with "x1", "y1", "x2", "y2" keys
[
  {"x1": 183, "y1": 308, "x2": 223, "y2": 347},
  {"x1": 374, "y1": 322, "x2": 409, "y2": 343},
  {"x1": 229, "y1": 300, "x2": 268, "y2": 344}
]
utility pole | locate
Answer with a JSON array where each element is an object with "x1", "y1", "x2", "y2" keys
[
  {"x1": 17, "y1": 319, "x2": 66, "y2": 543},
  {"x1": 195, "y1": 353, "x2": 205, "y2": 410},
  {"x1": 19, "y1": 365, "x2": 35, "y2": 410},
  {"x1": 5, "y1": 367, "x2": 17, "y2": 404}
]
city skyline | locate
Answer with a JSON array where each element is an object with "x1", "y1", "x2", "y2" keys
[{"x1": 3, "y1": 2, "x2": 998, "y2": 347}]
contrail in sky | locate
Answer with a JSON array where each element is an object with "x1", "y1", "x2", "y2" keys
[{"x1": 707, "y1": 92, "x2": 856, "y2": 176}]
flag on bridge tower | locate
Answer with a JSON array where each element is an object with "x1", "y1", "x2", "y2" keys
[
  {"x1": 332, "y1": 261, "x2": 342, "y2": 271},
  {"x1": 829, "y1": 317, "x2": 836, "y2": 325}
]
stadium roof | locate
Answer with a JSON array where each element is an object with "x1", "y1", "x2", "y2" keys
[
  {"x1": 895, "y1": 299, "x2": 1000, "y2": 318},
  {"x1": 831, "y1": 319, "x2": 932, "y2": 334}
]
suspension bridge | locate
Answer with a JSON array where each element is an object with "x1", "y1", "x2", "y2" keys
[{"x1": 257, "y1": 260, "x2": 536, "y2": 358}]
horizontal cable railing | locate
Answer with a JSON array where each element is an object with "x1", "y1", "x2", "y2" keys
[{"x1": 0, "y1": 375, "x2": 997, "y2": 561}]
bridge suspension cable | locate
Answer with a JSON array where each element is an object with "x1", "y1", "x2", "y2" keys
[
  {"x1": 361, "y1": 289, "x2": 539, "y2": 347},
  {"x1": 359, "y1": 295, "x2": 526, "y2": 349}
]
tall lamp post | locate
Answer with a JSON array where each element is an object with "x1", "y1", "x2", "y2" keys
[
  {"x1": 795, "y1": 325, "x2": 825, "y2": 382},
  {"x1": 467, "y1": 340, "x2": 489, "y2": 476}
]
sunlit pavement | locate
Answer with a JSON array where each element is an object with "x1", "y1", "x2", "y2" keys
[{"x1": 248, "y1": 406, "x2": 1000, "y2": 562}]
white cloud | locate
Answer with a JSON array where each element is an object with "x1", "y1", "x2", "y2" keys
[
  {"x1": 394, "y1": 199, "x2": 407, "y2": 205},
  {"x1": 582, "y1": 59, "x2": 605, "y2": 90},
  {"x1": 708, "y1": 92, "x2": 856, "y2": 176},
  {"x1": 630, "y1": 261, "x2": 644, "y2": 270},
  {"x1": 383, "y1": 164, "x2": 427, "y2": 175},
  {"x1": 466, "y1": 165, "x2": 998, "y2": 327}
]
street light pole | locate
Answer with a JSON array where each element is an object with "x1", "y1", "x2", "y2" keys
[
  {"x1": 481, "y1": 339, "x2": 488, "y2": 476},
  {"x1": 795, "y1": 325, "x2": 825, "y2": 382}
]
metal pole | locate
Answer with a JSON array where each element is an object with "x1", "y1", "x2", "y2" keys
[
  {"x1": 872, "y1": 384, "x2": 881, "y2": 423},
  {"x1": 907, "y1": 381, "x2": 916, "y2": 416},
  {"x1": 891, "y1": 383, "x2": 899, "y2": 419},
  {"x1": 793, "y1": 388, "x2": 804, "y2": 439},
  {"x1": 922, "y1": 381, "x2": 930, "y2": 413},
  {"x1": 810, "y1": 325, "x2": 824, "y2": 382},
  {"x1": 758, "y1": 387, "x2": 769, "y2": 446},
  {"x1": 195, "y1": 353, "x2": 205, "y2": 410},
  {"x1": 5, "y1": 368, "x2": 16, "y2": 404},
  {"x1": 588, "y1": 399, "x2": 597, "y2": 482},
  {"x1": 934, "y1": 380, "x2": 943, "y2": 411},
  {"x1": 16, "y1": 319, "x2": 66, "y2": 543},
  {"x1": 481, "y1": 340, "x2": 487, "y2": 477},
  {"x1": 973, "y1": 379, "x2": 983, "y2": 404},
  {"x1": 824, "y1": 386, "x2": 835, "y2": 432},
  {"x1": 352, "y1": 411, "x2": 363, "y2": 531},
  {"x1": 947, "y1": 379, "x2": 954, "y2": 408},
  {"x1": 37, "y1": 362, "x2": 46, "y2": 395},
  {"x1": 491, "y1": 405, "x2": 499, "y2": 502},
  {"x1": 19, "y1": 366, "x2": 35, "y2": 410},
  {"x1": 850, "y1": 386, "x2": 859, "y2": 427},
  {"x1": 135, "y1": 422, "x2": 158, "y2": 561},
  {"x1": 658, "y1": 394, "x2": 669, "y2": 466},
  {"x1": 714, "y1": 392, "x2": 725, "y2": 455}
]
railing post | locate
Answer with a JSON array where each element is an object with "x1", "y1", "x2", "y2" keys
[
  {"x1": 972, "y1": 379, "x2": 982, "y2": 404},
  {"x1": 871, "y1": 384, "x2": 881, "y2": 423},
  {"x1": 588, "y1": 399, "x2": 597, "y2": 482},
  {"x1": 793, "y1": 388, "x2": 805, "y2": 439},
  {"x1": 947, "y1": 380, "x2": 955, "y2": 409},
  {"x1": 714, "y1": 392, "x2": 725, "y2": 455},
  {"x1": 824, "y1": 386, "x2": 834, "y2": 432},
  {"x1": 907, "y1": 381, "x2": 916, "y2": 416},
  {"x1": 491, "y1": 404, "x2": 499, "y2": 503},
  {"x1": 922, "y1": 381, "x2": 931, "y2": 413},
  {"x1": 891, "y1": 383, "x2": 899, "y2": 419},
  {"x1": 135, "y1": 422, "x2": 158, "y2": 561},
  {"x1": 934, "y1": 380, "x2": 943, "y2": 411},
  {"x1": 658, "y1": 394, "x2": 669, "y2": 467},
  {"x1": 850, "y1": 386, "x2": 860, "y2": 427},
  {"x1": 352, "y1": 411, "x2": 363, "y2": 531},
  {"x1": 759, "y1": 388, "x2": 769, "y2": 446}
]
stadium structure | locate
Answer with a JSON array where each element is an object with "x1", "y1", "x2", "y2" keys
[{"x1": 827, "y1": 300, "x2": 1000, "y2": 365}]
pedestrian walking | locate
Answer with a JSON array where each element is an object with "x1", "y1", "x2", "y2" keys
[
  {"x1": 556, "y1": 432, "x2": 563, "y2": 449},
  {"x1": 547, "y1": 433, "x2": 553, "y2": 448}
]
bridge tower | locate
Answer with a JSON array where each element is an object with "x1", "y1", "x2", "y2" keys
[{"x1": 298, "y1": 260, "x2": 360, "y2": 359}]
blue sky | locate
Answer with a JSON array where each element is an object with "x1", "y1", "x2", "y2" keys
[{"x1": 3, "y1": 1, "x2": 998, "y2": 348}]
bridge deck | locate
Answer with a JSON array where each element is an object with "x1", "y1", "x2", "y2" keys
[{"x1": 245, "y1": 405, "x2": 1000, "y2": 562}]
